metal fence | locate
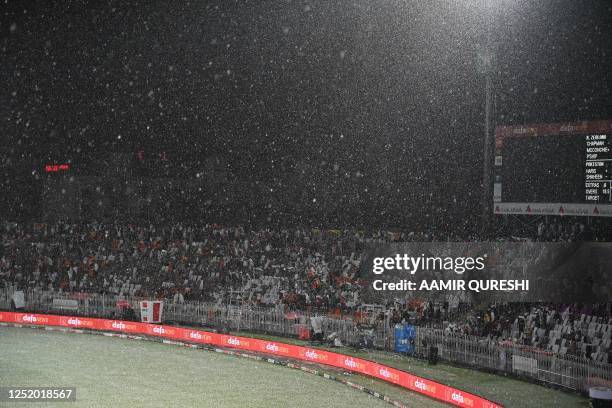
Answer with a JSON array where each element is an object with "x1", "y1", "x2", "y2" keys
[
  {"x1": 414, "y1": 327, "x2": 612, "y2": 393},
  {"x1": 2, "y1": 287, "x2": 610, "y2": 394}
]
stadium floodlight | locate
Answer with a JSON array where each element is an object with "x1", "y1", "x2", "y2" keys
[
  {"x1": 448, "y1": 0, "x2": 499, "y2": 217},
  {"x1": 476, "y1": 0, "x2": 497, "y2": 218}
]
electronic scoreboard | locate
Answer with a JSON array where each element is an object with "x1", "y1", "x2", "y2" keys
[{"x1": 493, "y1": 120, "x2": 612, "y2": 217}]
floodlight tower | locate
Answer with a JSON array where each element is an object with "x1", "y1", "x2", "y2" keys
[{"x1": 480, "y1": 0, "x2": 495, "y2": 220}]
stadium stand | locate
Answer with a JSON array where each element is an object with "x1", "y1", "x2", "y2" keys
[{"x1": 1, "y1": 221, "x2": 610, "y2": 363}]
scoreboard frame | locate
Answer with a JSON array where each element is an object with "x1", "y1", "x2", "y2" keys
[{"x1": 493, "y1": 119, "x2": 612, "y2": 217}]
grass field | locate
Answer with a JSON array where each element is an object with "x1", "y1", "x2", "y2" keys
[
  {"x1": 236, "y1": 332, "x2": 590, "y2": 408},
  {"x1": 0, "y1": 326, "x2": 589, "y2": 407},
  {"x1": 0, "y1": 326, "x2": 428, "y2": 408}
]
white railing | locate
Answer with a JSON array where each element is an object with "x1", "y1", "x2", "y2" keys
[{"x1": 414, "y1": 327, "x2": 612, "y2": 393}]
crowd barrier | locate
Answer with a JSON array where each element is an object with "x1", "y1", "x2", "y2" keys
[
  {"x1": 0, "y1": 311, "x2": 503, "y2": 408},
  {"x1": 414, "y1": 328, "x2": 612, "y2": 393}
]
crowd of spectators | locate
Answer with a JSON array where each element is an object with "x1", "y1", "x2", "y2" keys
[
  {"x1": 535, "y1": 219, "x2": 600, "y2": 242},
  {"x1": 440, "y1": 303, "x2": 611, "y2": 363},
  {"x1": 1, "y1": 221, "x2": 610, "y2": 361},
  {"x1": 0, "y1": 222, "x2": 388, "y2": 310}
]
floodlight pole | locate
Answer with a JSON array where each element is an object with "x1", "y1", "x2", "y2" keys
[
  {"x1": 482, "y1": 0, "x2": 494, "y2": 220},
  {"x1": 483, "y1": 65, "x2": 492, "y2": 218}
]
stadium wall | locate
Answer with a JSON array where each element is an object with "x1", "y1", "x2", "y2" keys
[{"x1": 0, "y1": 311, "x2": 503, "y2": 408}]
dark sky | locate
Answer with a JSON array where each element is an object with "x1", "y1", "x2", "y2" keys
[{"x1": 1, "y1": 0, "x2": 611, "y2": 224}]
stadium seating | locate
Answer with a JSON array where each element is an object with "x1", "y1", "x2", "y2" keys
[{"x1": 1, "y1": 221, "x2": 610, "y2": 362}]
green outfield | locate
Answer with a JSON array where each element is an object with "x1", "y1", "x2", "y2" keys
[
  {"x1": 0, "y1": 326, "x2": 590, "y2": 408},
  {"x1": 0, "y1": 327, "x2": 440, "y2": 408}
]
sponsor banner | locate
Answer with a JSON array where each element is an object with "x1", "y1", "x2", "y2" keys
[
  {"x1": 221, "y1": 335, "x2": 253, "y2": 351},
  {"x1": 258, "y1": 341, "x2": 292, "y2": 356},
  {"x1": 146, "y1": 324, "x2": 179, "y2": 338},
  {"x1": 0, "y1": 312, "x2": 503, "y2": 408},
  {"x1": 180, "y1": 328, "x2": 217, "y2": 345},
  {"x1": 370, "y1": 363, "x2": 402, "y2": 384},
  {"x1": 59, "y1": 316, "x2": 96, "y2": 328},
  {"x1": 102, "y1": 320, "x2": 144, "y2": 333},
  {"x1": 494, "y1": 202, "x2": 612, "y2": 217},
  {"x1": 339, "y1": 356, "x2": 367, "y2": 372},
  {"x1": 299, "y1": 348, "x2": 330, "y2": 364},
  {"x1": 445, "y1": 388, "x2": 476, "y2": 407},
  {"x1": 13, "y1": 313, "x2": 58, "y2": 326},
  {"x1": 410, "y1": 376, "x2": 438, "y2": 396},
  {"x1": 495, "y1": 120, "x2": 612, "y2": 149}
]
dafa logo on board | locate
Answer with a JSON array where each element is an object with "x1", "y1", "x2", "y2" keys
[
  {"x1": 226, "y1": 337, "x2": 250, "y2": 348},
  {"x1": 377, "y1": 366, "x2": 400, "y2": 382},
  {"x1": 105, "y1": 320, "x2": 139, "y2": 331},
  {"x1": 151, "y1": 325, "x2": 176, "y2": 336},
  {"x1": 300, "y1": 349, "x2": 328, "y2": 362},
  {"x1": 262, "y1": 342, "x2": 290, "y2": 355},
  {"x1": 446, "y1": 389, "x2": 475, "y2": 407},
  {"x1": 187, "y1": 330, "x2": 213, "y2": 342},
  {"x1": 413, "y1": 377, "x2": 437, "y2": 394},
  {"x1": 21, "y1": 314, "x2": 49, "y2": 324},
  {"x1": 343, "y1": 357, "x2": 366, "y2": 371},
  {"x1": 62, "y1": 317, "x2": 95, "y2": 328}
]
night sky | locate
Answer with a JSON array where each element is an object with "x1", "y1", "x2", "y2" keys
[{"x1": 1, "y1": 0, "x2": 611, "y2": 225}]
